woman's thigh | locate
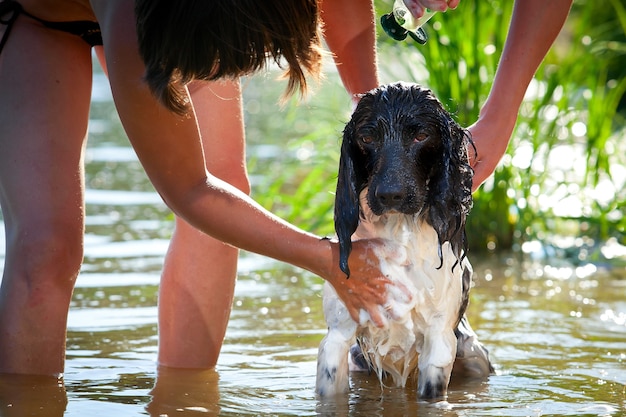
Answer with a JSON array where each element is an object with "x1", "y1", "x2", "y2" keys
[{"x1": 0, "y1": 16, "x2": 94, "y2": 237}]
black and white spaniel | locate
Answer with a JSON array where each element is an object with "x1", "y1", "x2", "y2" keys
[{"x1": 316, "y1": 82, "x2": 493, "y2": 399}]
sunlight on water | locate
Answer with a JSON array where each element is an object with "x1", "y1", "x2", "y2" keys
[{"x1": 3, "y1": 250, "x2": 624, "y2": 416}]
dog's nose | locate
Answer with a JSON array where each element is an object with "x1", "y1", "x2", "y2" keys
[{"x1": 375, "y1": 185, "x2": 406, "y2": 209}]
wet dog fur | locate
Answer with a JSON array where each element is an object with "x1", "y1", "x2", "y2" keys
[{"x1": 316, "y1": 82, "x2": 493, "y2": 399}]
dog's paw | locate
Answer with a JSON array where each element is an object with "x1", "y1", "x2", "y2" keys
[
  {"x1": 316, "y1": 331, "x2": 351, "y2": 397},
  {"x1": 418, "y1": 365, "x2": 448, "y2": 399},
  {"x1": 348, "y1": 343, "x2": 370, "y2": 372},
  {"x1": 316, "y1": 362, "x2": 349, "y2": 397}
]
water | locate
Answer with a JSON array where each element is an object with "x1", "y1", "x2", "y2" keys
[{"x1": 0, "y1": 70, "x2": 625, "y2": 416}]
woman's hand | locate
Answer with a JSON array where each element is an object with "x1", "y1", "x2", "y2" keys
[
  {"x1": 323, "y1": 238, "x2": 412, "y2": 328},
  {"x1": 467, "y1": 102, "x2": 517, "y2": 192},
  {"x1": 402, "y1": 0, "x2": 461, "y2": 20}
]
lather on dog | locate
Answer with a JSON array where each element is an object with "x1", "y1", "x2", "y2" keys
[{"x1": 316, "y1": 82, "x2": 493, "y2": 399}]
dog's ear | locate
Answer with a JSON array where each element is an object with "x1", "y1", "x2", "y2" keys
[
  {"x1": 334, "y1": 118, "x2": 368, "y2": 277},
  {"x1": 427, "y1": 111, "x2": 474, "y2": 266}
]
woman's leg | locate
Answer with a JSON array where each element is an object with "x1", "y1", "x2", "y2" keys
[
  {"x1": 157, "y1": 79, "x2": 249, "y2": 368},
  {"x1": 0, "y1": 17, "x2": 93, "y2": 376}
]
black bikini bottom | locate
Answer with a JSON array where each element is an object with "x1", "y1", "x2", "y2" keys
[{"x1": 0, "y1": 0, "x2": 102, "y2": 54}]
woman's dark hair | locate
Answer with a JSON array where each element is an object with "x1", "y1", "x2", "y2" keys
[{"x1": 135, "y1": 0, "x2": 324, "y2": 114}]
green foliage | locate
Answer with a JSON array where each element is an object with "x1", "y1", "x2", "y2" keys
[
  {"x1": 244, "y1": 74, "x2": 349, "y2": 236},
  {"x1": 504, "y1": 0, "x2": 626, "y2": 251}
]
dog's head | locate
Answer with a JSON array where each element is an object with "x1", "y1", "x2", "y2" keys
[{"x1": 335, "y1": 82, "x2": 474, "y2": 276}]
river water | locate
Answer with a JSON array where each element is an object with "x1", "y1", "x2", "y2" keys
[{"x1": 0, "y1": 70, "x2": 624, "y2": 417}]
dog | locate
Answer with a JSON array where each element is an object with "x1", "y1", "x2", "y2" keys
[{"x1": 316, "y1": 82, "x2": 493, "y2": 399}]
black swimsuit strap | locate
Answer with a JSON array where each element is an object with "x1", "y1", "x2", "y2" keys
[
  {"x1": 32, "y1": 19, "x2": 102, "y2": 46},
  {"x1": 17, "y1": 6, "x2": 102, "y2": 46},
  {"x1": 0, "y1": 0, "x2": 102, "y2": 51},
  {"x1": 0, "y1": 0, "x2": 22, "y2": 54}
]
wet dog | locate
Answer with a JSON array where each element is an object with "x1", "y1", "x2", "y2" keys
[{"x1": 316, "y1": 82, "x2": 493, "y2": 399}]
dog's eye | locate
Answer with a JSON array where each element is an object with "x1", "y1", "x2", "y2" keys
[
  {"x1": 413, "y1": 133, "x2": 428, "y2": 143},
  {"x1": 406, "y1": 126, "x2": 428, "y2": 143},
  {"x1": 360, "y1": 136, "x2": 375, "y2": 145}
]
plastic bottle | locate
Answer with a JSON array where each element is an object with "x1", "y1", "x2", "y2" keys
[{"x1": 380, "y1": 0, "x2": 436, "y2": 44}]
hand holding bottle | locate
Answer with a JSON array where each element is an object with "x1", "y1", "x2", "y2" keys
[
  {"x1": 381, "y1": 0, "x2": 460, "y2": 44},
  {"x1": 405, "y1": 0, "x2": 460, "y2": 16}
]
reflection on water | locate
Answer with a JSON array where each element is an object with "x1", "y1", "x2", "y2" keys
[
  {"x1": 147, "y1": 367, "x2": 221, "y2": 416},
  {"x1": 1, "y1": 71, "x2": 625, "y2": 416},
  {"x1": 0, "y1": 374, "x2": 67, "y2": 417}
]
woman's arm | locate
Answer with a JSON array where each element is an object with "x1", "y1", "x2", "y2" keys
[
  {"x1": 402, "y1": 0, "x2": 461, "y2": 17},
  {"x1": 92, "y1": 0, "x2": 396, "y2": 326},
  {"x1": 469, "y1": 0, "x2": 573, "y2": 190},
  {"x1": 320, "y1": 0, "x2": 380, "y2": 101},
  {"x1": 320, "y1": 0, "x2": 460, "y2": 102}
]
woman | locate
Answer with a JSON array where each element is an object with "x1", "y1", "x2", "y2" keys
[{"x1": 0, "y1": 0, "x2": 572, "y2": 377}]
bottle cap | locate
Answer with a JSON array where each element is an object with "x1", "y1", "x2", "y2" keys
[{"x1": 380, "y1": 13, "x2": 428, "y2": 44}]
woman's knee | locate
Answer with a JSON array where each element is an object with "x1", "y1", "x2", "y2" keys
[{"x1": 4, "y1": 222, "x2": 84, "y2": 290}]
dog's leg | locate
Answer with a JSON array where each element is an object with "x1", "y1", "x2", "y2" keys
[
  {"x1": 316, "y1": 283, "x2": 357, "y2": 397},
  {"x1": 417, "y1": 327, "x2": 457, "y2": 399},
  {"x1": 316, "y1": 328, "x2": 354, "y2": 396}
]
